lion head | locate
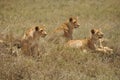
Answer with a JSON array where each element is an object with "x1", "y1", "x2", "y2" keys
[
  {"x1": 34, "y1": 25, "x2": 47, "y2": 38},
  {"x1": 68, "y1": 17, "x2": 80, "y2": 29},
  {"x1": 91, "y1": 29, "x2": 104, "y2": 40}
]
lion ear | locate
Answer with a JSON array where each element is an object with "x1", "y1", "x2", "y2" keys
[
  {"x1": 35, "y1": 26, "x2": 39, "y2": 31},
  {"x1": 69, "y1": 17, "x2": 73, "y2": 22},
  {"x1": 91, "y1": 29, "x2": 95, "y2": 34}
]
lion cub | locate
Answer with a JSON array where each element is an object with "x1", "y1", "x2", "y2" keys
[
  {"x1": 48, "y1": 17, "x2": 80, "y2": 43},
  {"x1": 66, "y1": 29, "x2": 113, "y2": 54},
  {"x1": 21, "y1": 25, "x2": 47, "y2": 56}
]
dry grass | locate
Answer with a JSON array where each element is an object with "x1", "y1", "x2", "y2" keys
[{"x1": 0, "y1": 0, "x2": 120, "y2": 80}]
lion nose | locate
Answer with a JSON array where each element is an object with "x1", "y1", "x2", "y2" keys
[
  {"x1": 44, "y1": 32, "x2": 47, "y2": 35},
  {"x1": 77, "y1": 23, "x2": 80, "y2": 26}
]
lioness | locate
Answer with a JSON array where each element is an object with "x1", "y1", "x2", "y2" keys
[
  {"x1": 66, "y1": 29, "x2": 113, "y2": 53},
  {"x1": 21, "y1": 25, "x2": 47, "y2": 56},
  {"x1": 48, "y1": 17, "x2": 80, "y2": 43}
]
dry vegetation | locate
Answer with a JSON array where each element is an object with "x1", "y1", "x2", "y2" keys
[{"x1": 0, "y1": 0, "x2": 120, "y2": 80}]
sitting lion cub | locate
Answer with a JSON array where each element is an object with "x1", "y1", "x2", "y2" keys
[
  {"x1": 21, "y1": 25, "x2": 47, "y2": 56},
  {"x1": 48, "y1": 17, "x2": 80, "y2": 43},
  {"x1": 66, "y1": 29, "x2": 113, "y2": 54}
]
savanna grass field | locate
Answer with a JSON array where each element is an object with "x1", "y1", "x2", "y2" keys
[{"x1": 0, "y1": 0, "x2": 120, "y2": 80}]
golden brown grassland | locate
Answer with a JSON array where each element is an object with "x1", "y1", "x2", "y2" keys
[{"x1": 0, "y1": 0, "x2": 120, "y2": 80}]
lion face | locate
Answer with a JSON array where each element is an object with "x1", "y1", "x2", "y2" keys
[
  {"x1": 69, "y1": 17, "x2": 80, "y2": 28},
  {"x1": 34, "y1": 26, "x2": 47, "y2": 38},
  {"x1": 40, "y1": 28, "x2": 47, "y2": 37},
  {"x1": 91, "y1": 29, "x2": 104, "y2": 40}
]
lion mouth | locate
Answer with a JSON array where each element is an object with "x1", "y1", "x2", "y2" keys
[
  {"x1": 99, "y1": 37, "x2": 102, "y2": 38},
  {"x1": 98, "y1": 35, "x2": 103, "y2": 38},
  {"x1": 74, "y1": 25, "x2": 79, "y2": 28},
  {"x1": 41, "y1": 34, "x2": 47, "y2": 37}
]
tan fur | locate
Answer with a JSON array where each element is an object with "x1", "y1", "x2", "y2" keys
[
  {"x1": 48, "y1": 17, "x2": 80, "y2": 43},
  {"x1": 66, "y1": 29, "x2": 113, "y2": 54},
  {"x1": 21, "y1": 25, "x2": 47, "y2": 56}
]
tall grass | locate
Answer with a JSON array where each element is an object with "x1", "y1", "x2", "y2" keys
[{"x1": 0, "y1": 0, "x2": 120, "y2": 80}]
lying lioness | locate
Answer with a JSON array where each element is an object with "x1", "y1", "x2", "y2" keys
[{"x1": 66, "y1": 29, "x2": 113, "y2": 54}]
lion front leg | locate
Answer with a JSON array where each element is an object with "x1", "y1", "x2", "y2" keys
[
  {"x1": 96, "y1": 47, "x2": 113, "y2": 54},
  {"x1": 31, "y1": 44, "x2": 39, "y2": 56},
  {"x1": 95, "y1": 48, "x2": 107, "y2": 53},
  {"x1": 103, "y1": 47, "x2": 113, "y2": 54}
]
